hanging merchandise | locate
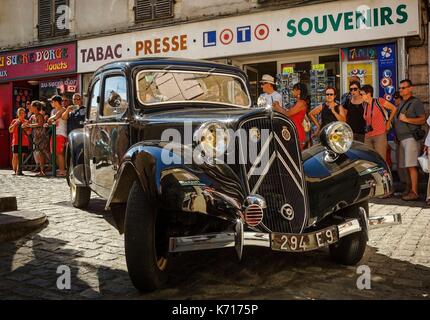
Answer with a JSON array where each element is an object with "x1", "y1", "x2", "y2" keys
[{"x1": 277, "y1": 70, "x2": 300, "y2": 108}]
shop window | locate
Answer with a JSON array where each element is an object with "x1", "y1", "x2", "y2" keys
[
  {"x1": 102, "y1": 76, "x2": 128, "y2": 118},
  {"x1": 38, "y1": 0, "x2": 70, "y2": 39},
  {"x1": 89, "y1": 80, "x2": 100, "y2": 121},
  {"x1": 134, "y1": 0, "x2": 174, "y2": 22}
]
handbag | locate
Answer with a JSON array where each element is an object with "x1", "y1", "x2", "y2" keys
[{"x1": 418, "y1": 152, "x2": 428, "y2": 173}]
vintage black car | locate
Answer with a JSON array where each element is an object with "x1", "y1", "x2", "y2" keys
[{"x1": 67, "y1": 58, "x2": 401, "y2": 292}]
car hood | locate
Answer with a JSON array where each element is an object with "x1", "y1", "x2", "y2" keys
[{"x1": 134, "y1": 106, "x2": 269, "y2": 128}]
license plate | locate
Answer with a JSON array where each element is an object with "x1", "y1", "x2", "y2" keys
[{"x1": 271, "y1": 226, "x2": 339, "y2": 252}]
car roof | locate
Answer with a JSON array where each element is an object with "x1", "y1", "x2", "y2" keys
[{"x1": 93, "y1": 57, "x2": 245, "y2": 77}]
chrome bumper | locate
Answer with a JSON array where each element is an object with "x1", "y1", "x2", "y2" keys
[{"x1": 168, "y1": 213, "x2": 402, "y2": 255}]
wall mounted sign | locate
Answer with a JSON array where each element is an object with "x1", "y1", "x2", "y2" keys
[
  {"x1": 0, "y1": 43, "x2": 77, "y2": 82},
  {"x1": 77, "y1": 0, "x2": 419, "y2": 74}
]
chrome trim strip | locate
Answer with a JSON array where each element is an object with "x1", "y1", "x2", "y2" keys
[
  {"x1": 247, "y1": 133, "x2": 273, "y2": 179},
  {"x1": 274, "y1": 133, "x2": 301, "y2": 177},
  {"x1": 277, "y1": 151, "x2": 304, "y2": 196},
  {"x1": 368, "y1": 213, "x2": 402, "y2": 229},
  {"x1": 251, "y1": 151, "x2": 277, "y2": 194}
]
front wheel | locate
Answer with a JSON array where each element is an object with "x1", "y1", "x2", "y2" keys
[
  {"x1": 68, "y1": 157, "x2": 91, "y2": 209},
  {"x1": 124, "y1": 181, "x2": 169, "y2": 292},
  {"x1": 329, "y1": 201, "x2": 368, "y2": 265}
]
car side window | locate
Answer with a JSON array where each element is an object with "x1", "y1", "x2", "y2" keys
[
  {"x1": 88, "y1": 79, "x2": 100, "y2": 121},
  {"x1": 102, "y1": 76, "x2": 128, "y2": 117}
]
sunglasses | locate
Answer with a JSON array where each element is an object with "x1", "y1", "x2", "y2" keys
[
  {"x1": 350, "y1": 87, "x2": 359, "y2": 92},
  {"x1": 326, "y1": 93, "x2": 334, "y2": 96},
  {"x1": 399, "y1": 86, "x2": 410, "y2": 90}
]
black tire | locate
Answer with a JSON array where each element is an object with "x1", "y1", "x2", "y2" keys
[
  {"x1": 329, "y1": 201, "x2": 368, "y2": 265},
  {"x1": 124, "y1": 181, "x2": 169, "y2": 292},
  {"x1": 68, "y1": 157, "x2": 91, "y2": 209}
]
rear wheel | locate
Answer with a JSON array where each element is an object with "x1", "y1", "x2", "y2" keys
[
  {"x1": 329, "y1": 201, "x2": 368, "y2": 265},
  {"x1": 125, "y1": 181, "x2": 169, "y2": 292},
  {"x1": 68, "y1": 157, "x2": 91, "y2": 209}
]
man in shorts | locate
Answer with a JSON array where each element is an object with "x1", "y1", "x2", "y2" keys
[{"x1": 394, "y1": 79, "x2": 426, "y2": 201}]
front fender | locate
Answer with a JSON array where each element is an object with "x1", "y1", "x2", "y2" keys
[
  {"x1": 106, "y1": 142, "x2": 245, "y2": 222},
  {"x1": 303, "y1": 142, "x2": 392, "y2": 222},
  {"x1": 66, "y1": 129, "x2": 86, "y2": 186}
]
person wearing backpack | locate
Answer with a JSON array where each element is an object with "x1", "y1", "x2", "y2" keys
[
  {"x1": 361, "y1": 85, "x2": 397, "y2": 161},
  {"x1": 394, "y1": 79, "x2": 426, "y2": 201}
]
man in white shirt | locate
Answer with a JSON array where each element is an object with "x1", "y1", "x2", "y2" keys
[{"x1": 258, "y1": 74, "x2": 282, "y2": 108}]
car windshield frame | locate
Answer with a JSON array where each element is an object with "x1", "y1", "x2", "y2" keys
[{"x1": 135, "y1": 69, "x2": 252, "y2": 109}]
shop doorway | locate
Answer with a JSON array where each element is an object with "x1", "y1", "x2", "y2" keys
[{"x1": 243, "y1": 61, "x2": 277, "y2": 103}]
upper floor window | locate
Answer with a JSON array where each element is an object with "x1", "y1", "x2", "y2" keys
[
  {"x1": 135, "y1": 0, "x2": 174, "y2": 22},
  {"x1": 38, "y1": 0, "x2": 70, "y2": 40}
]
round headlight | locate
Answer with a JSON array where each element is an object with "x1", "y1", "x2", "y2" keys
[
  {"x1": 320, "y1": 122, "x2": 353, "y2": 154},
  {"x1": 194, "y1": 122, "x2": 230, "y2": 159}
]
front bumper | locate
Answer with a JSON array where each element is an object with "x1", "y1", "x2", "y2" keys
[{"x1": 168, "y1": 213, "x2": 402, "y2": 256}]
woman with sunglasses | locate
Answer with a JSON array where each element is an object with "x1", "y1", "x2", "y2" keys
[
  {"x1": 309, "y1": 86, "x2": 346, "y2": 136},
  {"x1": 343, "y1": 81, "x2": 366, "y2": 142}
]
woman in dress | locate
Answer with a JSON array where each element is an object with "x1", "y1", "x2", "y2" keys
[
  {"x1": 23, "y1": 101, "x2": 50, "y2": 176},
  {"x1": 272, "y1": 83, "x2": 307, "y2": 150},
  {"x1": 343, "y1": 81, "x2": 366, "y2": 142}
]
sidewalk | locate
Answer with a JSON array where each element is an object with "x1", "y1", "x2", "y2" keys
[{"x1": 0, "y1": 196, "x2": 47, "y2": 243}]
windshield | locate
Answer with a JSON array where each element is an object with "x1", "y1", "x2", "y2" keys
[{"x1": 136, "y1": 70, "x2": 251, "y2": 108}]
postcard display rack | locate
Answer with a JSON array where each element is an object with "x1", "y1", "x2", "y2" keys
[{"x1": 276, "y1": 73, "x2": 301, "y2": 108}]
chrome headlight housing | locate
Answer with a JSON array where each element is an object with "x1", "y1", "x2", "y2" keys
[
  {"x1": 193, "y1": 122, "x2": 230, "y2": 159},
  {"x1": 320, "y1": 122, "x2": 353, "y2": 154}
]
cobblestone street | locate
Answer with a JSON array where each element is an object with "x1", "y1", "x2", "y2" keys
[{"x1": 0, "y1": 170, "x2": 430, "y2": 300}]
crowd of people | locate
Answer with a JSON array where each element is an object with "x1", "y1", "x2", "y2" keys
[
  {"x1": 8, "y1": 93, "x2": 85, "y2": 177},
  {"x1": 258, "y1": 74, "x2": 428, "y2": 203}
]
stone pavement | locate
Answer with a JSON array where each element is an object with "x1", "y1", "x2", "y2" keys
[{"x1": 0, "y1": 169, "x2": 429, "y2": 300}]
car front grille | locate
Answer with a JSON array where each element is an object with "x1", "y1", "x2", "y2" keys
[{"x1": 238, "y1": 115, "x2": 309, "y2": 234}]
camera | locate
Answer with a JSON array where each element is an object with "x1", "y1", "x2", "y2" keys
[{"x1": 365, "y1": 125, "x2": 374, "y2": 133}]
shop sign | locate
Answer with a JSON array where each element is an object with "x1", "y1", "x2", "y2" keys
[
  {"x1": 0, "y1": 43, "x2": 77, "y2": 82},
  {"x1": 282, "y1": 67, "x2": 295, "y2": 74},
  {"x1": 312, "y1": 64, "x2": 325, "y2": 71},
  {"x1": 77, "y1": 0, "x2": 419, "y2": 73},
  {"x1": 39, "y1": 77, "x2": 80, "y2": 93}
]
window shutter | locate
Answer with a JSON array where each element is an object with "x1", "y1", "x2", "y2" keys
[
  {"x1": 135, "y1": 0, "x2": 173, "y2": 22},
  {"x1": 38, "y1": 0, "x2": 53, "y2": 39},
  {"x1": 54, "y1": 0, "x2": 70, "y2": 36},
  {"x1": 154, "y1": 0, "x2": 173, "y2": 19},
  {"x1": 135, "y1": 0, "x2": 153, "y2": 21}
]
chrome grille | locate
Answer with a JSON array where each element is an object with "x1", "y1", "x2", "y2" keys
[{"x1": 238, "y1": 115, "x2": 308, "y2": 234}]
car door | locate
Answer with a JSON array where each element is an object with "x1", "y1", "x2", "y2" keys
[
  {"x1": 84, "y1": 77, "x2": 101, "y2": 192},
  {"x1": 93, "y1": 72, "x2": 130, "y2": 198}
]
